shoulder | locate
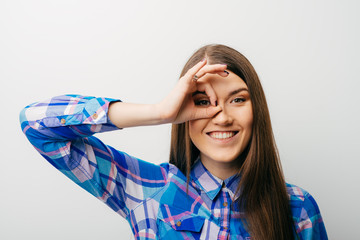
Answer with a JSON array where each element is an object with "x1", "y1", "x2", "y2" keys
[
  {"x1": 159, "y1": 162, "x2": 187, "y2": 182},
  {"x1": 286, "y1": 183, "x2": 311, "y2": 202},
  {"x1": 286, "y1": 183, "x2": 319, "y2": 212},
  {"x1": 286, "y1": 183, "x2": 328, "y2": 239},
  {"x1": 286, "y1": 183, "x2": 322, "y2": 217}
]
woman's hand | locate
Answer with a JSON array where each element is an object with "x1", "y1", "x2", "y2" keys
[
  {"x1": 108, "y1": 59, "x2": 228, "y2": 128},
  {"x1": 156, "y1": 59, "x2": 228, "y2": 124}
]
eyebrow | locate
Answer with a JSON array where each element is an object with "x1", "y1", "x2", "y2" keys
[
  {"x1": 192, "y1": 88, "x2": 249, "y2": 97},
  {"x1": 227, "y1": 88, "x2": 249, "y2": 98},
  {"x1": 192, "y1": 91, "x2": 206, "y2": 96}
]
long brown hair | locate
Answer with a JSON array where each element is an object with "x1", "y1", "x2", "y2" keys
[{"x1": 169, "y1": 44, "x2": 296, "y2": 239}]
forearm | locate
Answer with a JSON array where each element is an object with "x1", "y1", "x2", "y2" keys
[{"x1": 108, "y1": 102, "x2": 166, "y2": 128}]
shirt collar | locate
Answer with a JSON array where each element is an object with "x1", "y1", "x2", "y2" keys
[{"x1": 190, "y1": 159, "x2": 241, "y2": 201}]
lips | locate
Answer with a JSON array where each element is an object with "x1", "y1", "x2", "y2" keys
[{"x1": 207, "y1": 131, "x2": 238, "y2": 140}]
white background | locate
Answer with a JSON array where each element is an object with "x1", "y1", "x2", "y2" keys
[{"x1": 1, "y1": 0, "x2": 359, "y2": 239}]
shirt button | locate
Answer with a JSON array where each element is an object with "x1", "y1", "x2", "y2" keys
[
  {"x1": 223, "y1": 202, "x2": 228, "y2": 207},
  {"x1": 60, "y1": 118, "x2": 66, "y2": 124},
  {"x1": 93, "y1": 113, "x2": 98, "y2": 119},
  {"x1": 176, "y1": 221, "x2": 182, "y2": 227}
]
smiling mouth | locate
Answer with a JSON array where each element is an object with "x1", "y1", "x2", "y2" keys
[{"x1": 207, "y1": 131, "x2": 239, "y2": 140}]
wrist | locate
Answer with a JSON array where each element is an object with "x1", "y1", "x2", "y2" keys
[{"x1": 153, "y1": 102, "x2": 172, "y2": 125}]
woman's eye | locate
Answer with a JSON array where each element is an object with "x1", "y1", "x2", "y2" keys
[
  {"x1": 231, "y1": 97, "x2": 245, "y2": 103},
  {"x1": 195, "y1": 99, "x2": 211, "y2": 106}
]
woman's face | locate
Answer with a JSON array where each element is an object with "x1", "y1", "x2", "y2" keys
[{"x1": 189, "y1": 71, "x2": 253, "y2": 174}]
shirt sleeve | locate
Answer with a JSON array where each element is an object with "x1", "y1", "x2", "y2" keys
[
  {"x1": 296, "y1": 191, "x2": 328, "y2": 240},
  {"x1": 19, "y1": 94, "x2": 168, "y2": 218}
]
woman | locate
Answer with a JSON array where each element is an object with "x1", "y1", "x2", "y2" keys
[{"x1": 20, "y1": 44, "x2": 327, "y2": 239}]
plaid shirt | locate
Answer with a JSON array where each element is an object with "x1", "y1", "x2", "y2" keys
[{"x1": 20, "y1": 95, "x2": 328, "y2": 240}]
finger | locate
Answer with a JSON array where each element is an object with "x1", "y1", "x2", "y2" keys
[
  {"x1": 197, "y1": 82, "x2": 217, "y2": 106},
  {"x1": 184, "y1": 58, "x2": 207, "y2": 80},
  {"x1": 217, "y1": 70, "x2": 230, "y2": 77},
  {"x1": 192, "y1": 105, "x2": 221, "y2": 120},
  {"x1": 195, "y1": 64, "x2": 228, "y2": 79}
]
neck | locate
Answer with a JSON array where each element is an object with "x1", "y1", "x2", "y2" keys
[{"x1": 200, "y1": 156, "x2": 240, "y2": 180}]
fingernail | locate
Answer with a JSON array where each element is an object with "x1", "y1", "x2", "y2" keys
[
  {"x1": 221, "y1": 63, "x2": 227, "y2": 66},
  {"x1": 224, "y1": 70, "x2": 229, "y2": 75},
  {"x1": 201, "y1": 57, "x2": 206, "y2": 62}
]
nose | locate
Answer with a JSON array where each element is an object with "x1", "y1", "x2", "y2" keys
[{"x1": 211, "y1": 106, "x2": 233, "y2": 126}]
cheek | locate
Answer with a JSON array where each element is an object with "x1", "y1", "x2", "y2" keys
[
  {"x1": 243, "y1": 107, "x2": 254, "y2": 144},
  {"x1": 189, "y1": 119, "x2": 207, "y2": 144},
  {"x1": 245, "y1": 109, "x2": 253, "y2": 130},
  {"x1": 243, "y1": 102, "x2": 253, "y2": 127},
  {"x1": 234, "y1": 105, "x2": 253, "y2": 128},
  {"x1": 232, "y1": 105, "x2": 253, "y2": 146},
  {"x1": 189, "y1": 120, "x2": 200, "y2": 139}
]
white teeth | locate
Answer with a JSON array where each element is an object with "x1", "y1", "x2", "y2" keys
[{"x1": 209, "y1": 132, "x2": 235, "y2": 139}]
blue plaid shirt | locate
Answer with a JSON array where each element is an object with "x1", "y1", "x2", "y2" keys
[{"x1": 20, "y1": 95, "x2": 328, "y2": 240}]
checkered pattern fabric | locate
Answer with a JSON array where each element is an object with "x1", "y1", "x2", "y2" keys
[{"x1": 20, "y1": 95, "x2": 328, "y2": 239}]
